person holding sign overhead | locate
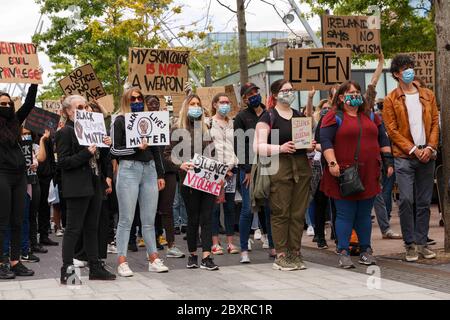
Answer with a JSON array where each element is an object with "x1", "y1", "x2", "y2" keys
[
  {"x1": 111, "y1": 88, "x2": 167, "y2": 277},
  {"x1": 56, "y1": 95, "x2": 116, "y2": 285},
  {"x1": 0, "y1": 83, "x2": 39, "y2": 280},
  {"x1": 254, "y1": 79, "x2": 314, "y2": 271}
]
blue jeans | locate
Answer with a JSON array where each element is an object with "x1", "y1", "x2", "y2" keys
[
  {"x1": 306, "y1": 200, "x2": 315, "y2": 227},
  {"x1": 373, "y1": 171, "x2": 394, "y2": 234},
  {"x1": 334, "y1": 198, "x2": 375, "y2": 254},
  {"x1": 212, "y1": 192, "x2": 235, "y2": 236},
  {"x1": 4, "y1": 194, "x2": 30, "y2": 256},
  {"x1": 115, "y1": 160, "x2": 159, "y2": 257},
  {"x1": 173, "y1": 181, "x2": 188, "y2": 228},
  {"x1": 239, "y1": 170, "x2": 252, "y2": 251}
]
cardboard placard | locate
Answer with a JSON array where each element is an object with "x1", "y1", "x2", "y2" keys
[
  {"x1": 170, "y1": 95, "x2": 186, "y2": 115},
  {"x1": 42, "y1": 100, "x2": 62, "y2": 115},
  {"x1": 196, "y1": 85, "x2": 240, "y2": 118},
  {"x1": 24, "y1": 107, "x2": 61, "y2": 135},
  {"x1": 12, "y1": 97, "x2": 22, "y2": 111},
  {"x1": 322, "y1": 15, "x2": 381, "y2": 55},
  {"x1": 59, "y1": 64, "x2": 106, "y2": 102},
  {"x1": 183, "y1": 153, "x2": 229, "y2": 196},
  {"x1": 74, "y1": 110, "x2": 108, "y2": 148},
  {"x1": 96, "y1": 94, "x2": 115, "y2": 114},
  {"x1": 292, "y1": 117, "x2": 313, "y2": 149},
  {"x1": 128, "y1": 48, "x2": 189, "y2": 96},
  {"x1": 0, "y1": 42, "x2": 43, "y2": 84},
  {"x1": 125, "y1": 111, "x2": 170, "y2": 148},
  {"x1": 401, "y1": 52, "x2": 435, "y2": 91},
  {"x1": 284, "y1": 48, "x2": 351, "y2": 91}
]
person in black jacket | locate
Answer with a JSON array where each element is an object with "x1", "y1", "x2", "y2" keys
[
  {"x1": 56, "y1": 95, "x2": 116, "y2": 285},
  {"x1": 0, "y1": 85, "x2": 38, "y2": 279}
]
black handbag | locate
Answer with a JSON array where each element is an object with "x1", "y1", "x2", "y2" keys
[{"x1": 338, "y1": 115, "x2": 365, "y2": 197}]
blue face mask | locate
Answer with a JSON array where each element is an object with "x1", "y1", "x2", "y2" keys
[
  {"x1": 188, "y1": 107, "x2": 203, "y2": 120},
  {"x1": 131, "y1": 102, "x2": 144, "y2": 113},
  {"x1": 218, "y1": 104, "x2": 231, "y2": 116},
  {"x1": 402, "y1": 68, "x2": 415, "y2": 84},
  {"x1": 320, "y1": 108, "x2": 330, "y2": 117},
  {"x1": 247, "y1": 94, "x2": 262, "y2": 109},
  {"x1": 344, "y1": 94, "x2": 363, "y2": 108},
  {"x1": 22, "y1": 134, "x2": 32, "y2": 141}
]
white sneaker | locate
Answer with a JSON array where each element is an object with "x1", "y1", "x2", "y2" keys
[
  {"x1": 254, "y1": 229, "x2": 262, "y2": 240},
  {"x1": 262, "y1": 237, "x2": 270, "y2": 249},
  {"x1": 73, "y1": 259, "x2": 88, "y2": 268},
  {"x1": 149, "y1": 258, "x2": 169, "y2": 273},
  {"x1": 248, "y1": 239, "x2": 254, "y2": 251},
  {"x1": 307, "y1": 226, "x2": 315, "y2": 237},
  {"x1": 107, "y1": 243, "x2": 118, "y2": 254},
  {"x1": 55, "y1": 229, "x2": 64, "y2": 237},
  {"x1": 117, "y1": 262, "x2": 134, "y2": 277},
  {"x1": 240, "y1": 252, "x2": 251, "y2": 264}
]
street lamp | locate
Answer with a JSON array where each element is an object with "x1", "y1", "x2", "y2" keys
[{"x1": 282, "y1": 11, "x2": 295, "y2": 25}]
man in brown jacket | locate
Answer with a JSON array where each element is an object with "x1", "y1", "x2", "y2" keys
[{"x1": 383, "y1": 54, "x2": 440, "y2": 263}]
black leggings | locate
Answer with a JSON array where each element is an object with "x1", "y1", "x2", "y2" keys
[
  {"x1": 155, "y1": 173, "x2": 177, "y2": 245},
  {"x1": 29, "y1": 183, "x2": 41, "y2": 246},
  {"x1": 0, "y1": 173, "x2": 26, "y2": 263},
  {"x1": 313, "y1": 188, "x2": 329, "y2": 239},
  {"x1": 38, "y1": 178, "x2": 51, "y2": 240},
  {"x1": 181, "y1": 186, "x2": 216, "y2": 253}
]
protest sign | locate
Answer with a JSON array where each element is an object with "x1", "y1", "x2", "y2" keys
[
  {"x1": 20, "y1": 139, "x2": 37, "y2": 183},
  {"x1": 97, "y1": 94, "x2": 115, "y2": 114},
  {"x1": 0, "y1": 42, "x2": 42, "y2": 84},
  {"x1": 170, "y1": 95, "x2": 186, "y2": 115},
  {"x1": 401, "y1": 51, "x2": 435, "y2": 91},
  {"x1": 24, "y1": 107, "x2": 61, "y2": 135},
  {"x1": 42, "y1": 100, "x2": 62, "y2": 115},
  {"x1": 59, "y1": 64, "x2": 106, "y2": 102},
  {"x1": 284, "y1": 48, "x2": 351, "y2": 91},
  {"x1": 125, "y1": 111, "x2": 170, "y2": 148},
  {"x1": 224, "y1": 174, "x2": 237, "y2": 193},
  {"x1": 183, "y1": 153, "x2": 229, "y2": 196},
  {"x1": 292, "y1": 117, "x2": 313, "y2": 149},
  {"x1": 321, "y1": 15, "x2": 381, "y2": 54},
  {"x1": 196, "y1": 85, "x2": 240, "y2": 118},
  {"x1": 128, "y1": 48, "x2": 189, "y2": 96},
  {"x1": 74, "y1": 110, "x2": 108, "y2": 148}
]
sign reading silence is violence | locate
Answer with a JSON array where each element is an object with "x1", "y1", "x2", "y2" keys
[
  {"x1": 74, "y1": 110, "x2": 108, "y2": 148},
  {"x1": 284, "y1": 48, "x2": 352, "y2": 91},
  {"x1": 25, "y1": 107, "x2": 61, "y2": 136},
  {"x1": 125, "y1": 111, "x2": 170, "y2": 148},
  {"x1": 128, "y1": 48, "x2": 190, "y2": 96},
  {"x1": 59, "y1": 64, "x2": 107, "y2": 102},
  {"x1": 0, "y1": 42, "x2": 43, "y2": 84}
]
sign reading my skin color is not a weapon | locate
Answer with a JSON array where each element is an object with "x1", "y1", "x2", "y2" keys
[
  {"x1": 292, "y1": 117, "x2": 313, "y2": 149},
  {"x1": 125, "y1": 111, "x2": 170, "y2": 148},
  {"x1": 59, "y1": 64, "x2": 107, "y2": 102},
  {"x1": 74, "y1": 110, "x2": 108, "y2": 148},
  {"x1": 183, "y1": 153, "x2": 229, "y2": 196},
  {"x1": 0, "y1": 41, "x2": 43, "y2": 84}
]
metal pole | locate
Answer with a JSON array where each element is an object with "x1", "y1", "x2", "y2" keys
[{"x1": 286, "y1": 0, "x2": 323, "y2": 48}]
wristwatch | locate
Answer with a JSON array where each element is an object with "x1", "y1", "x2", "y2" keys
[{"x1": 328, "y1": 160, "x2": 337, "y2": 167}]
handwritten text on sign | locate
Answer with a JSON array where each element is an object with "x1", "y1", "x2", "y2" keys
[
  {"x1": 24, "y1": 107, "x2": 61, "y2": 136},
  {"x1": 292, "y1": 117, "x2": 313, "y2": 149},
  {"x1": 129, "y1": 48, "x2": 189, "y2": 96},
  {"x1": 183, "y1": 154, "x2": 229, "y2": 196},
  {"x1": 402, "y1": 52, "x2": 435, "y2": 91},
  {"x1": 125, "y1": 111, "x2": 170, "y2": 148},
  {"x1": 322, "y1": 15, "x2": 381, "y2": 55},
  {"x1": 43, "y1": 100, "x2": 62, "y2": 115},
  {"x1": 284, "y1": 48, "x2": 351, "y2": 91},
  {"x1": 74, "y1": 110, "x2": 108, "y2": 148},
  {"x1": 59, "y1": 64, "x2": 106, "y2": 102},
  {"x1": 0, "y1": 42, "x2": 42, "y2": 84}
]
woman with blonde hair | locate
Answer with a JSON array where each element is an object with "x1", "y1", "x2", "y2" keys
[{"x1": 111, "y1": 87, "x2": 167, "y2": 277}]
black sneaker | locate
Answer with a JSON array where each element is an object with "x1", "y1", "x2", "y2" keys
[
  {"x1": 174, "y1": 227, "x2": 181, "y2": 235},
  {"x1": 181, "y1": 225, "x2": 187, "y2": 234},
  {"x1": 183, "y1": 235, "x2": 187, "y2": 241},
  {"x1": 21, "y1": 252, "x2": 40, "y2": 263},
  {"x1": 60, "y1": 265, "x2": 82, "y2": 285},
  {"x1": 11, "y1": 261, "x2": 34, "y2": 277},
  {"x1": 312, "y1": 235, "x2": 318, "y2": 243},
  {"x1": 128, "y1": 242, "x2": 138, "y2": 252},
  {"x1": 186, "y1": 255, "x2": 199, "y2": 269},
  {"x1": 0, "y1": 263, "x2": 15, "y2": 280},
  {"x1": 89, "y1": 261, "x2": 116, "y2": 281},
  {"x1": 31, "y1": 244, "x2": 48, "y2": 254},
  {"x1": 40, "y1": 237, "x2": 59, "y2": 246},
  {"x1": 427, "y1": 238, "x2": 437, "y2": 246},
  {"x1": 317, "y1": 238, "x2": 329, "y2": 250},
  {"x1": 200, "y1": 256, "x2": 219, "y2": 271}
]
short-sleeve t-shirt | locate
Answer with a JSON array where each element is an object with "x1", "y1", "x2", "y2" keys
[{"x1": 258, "y1": 108, "x2": 306, "y2": 156}]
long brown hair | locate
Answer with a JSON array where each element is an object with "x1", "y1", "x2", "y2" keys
[
  {"x1": 120, "y1": 87, "x2": 143, "y2": 115},
  {"x1": 177, "y1": 94, "x2": 208, "y2": 132},
  {"x1": 268, "y1": 79, "x2": 290, "y2": 109},
  {"x1": 331, "y1": 81, "x2": 371, "y2": 116}
]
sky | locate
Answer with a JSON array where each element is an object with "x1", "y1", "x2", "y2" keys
[{"x1": 0, "y1": 0, "x2": 321, "y2": 93}]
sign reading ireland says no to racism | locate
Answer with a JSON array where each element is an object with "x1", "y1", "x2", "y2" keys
[
  {"x1": 0, "y1": 42, "x2": 43, "y2": 84},
  {"x1": 183, "y1": 154, "x2": 229, "y2": 197},
  {"x1": 125, "y1": 111, "x2": 170, "y2": 148},
  {"x1": 128, "y1": 48, "x2": 189, "y2": 96}
]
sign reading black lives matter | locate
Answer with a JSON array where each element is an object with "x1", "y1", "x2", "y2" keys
[
  {"x1": 183, "y1": 154, "x2": 229, "y2": 197},
  {"x1": 25, "y1": 107, "x2": 61, "y2": 135},
  {"x1": 128, "y1": 48, "x2": 189, "y2": 96},
  {"x1": 284, "y1": 48, "x2": 352, "y2": 90},
  {"x1": 125, "y1": 111, "x2": 170, "y2": 148},
  {"x1": 322, "y1": 15, "x2": 381, "y2": 54},
  {"x1": 74, "y1": 110, "x2": 108, "y2": 148},
  {"x1": 59, "y1": 64, "x2": 107, "y2": 102}
]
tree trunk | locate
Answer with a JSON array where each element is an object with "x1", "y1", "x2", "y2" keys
[
  {"x1": 236, "y1": 0, "x2": 249, "y2": 85},
  {"x1": 435, "y1": 0, "x2": 450, "y2": 252}
]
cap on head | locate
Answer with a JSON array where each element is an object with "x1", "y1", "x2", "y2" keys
[{"x1": 240, "y1": 82, "x2": 260, "y2": 97}]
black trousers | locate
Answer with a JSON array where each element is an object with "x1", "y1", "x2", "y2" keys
[
  {"x1": 181, "y1": 186, "x2": 215, "y2": 253},
  {"x1": 0, "y1": 172, "x2": 26, "y2": 262},
  {"x1": 29, "y1": 182, "x2": 41, "y2": 246},
  {"x1": 155, "y1": 173, "x2": 177, "y2": 245},
  {"x1": 38, "y1": 177, "x2": 51, "y2": 240},
  {"x1": 313, "y1": 188, "x2": 329, "y2": 239},
  {"x1": 62, "y1": 183, "x2": 102, "y2": 266}
]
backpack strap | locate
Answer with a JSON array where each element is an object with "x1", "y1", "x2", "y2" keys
[{"x1": 335, "y1": 110, "x2": 344, "y2": 128}]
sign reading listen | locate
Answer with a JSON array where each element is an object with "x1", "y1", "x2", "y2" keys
[
  {"x1": 125, "y1": 111, "x2": 170, "y2": 148},
  {"x1": 0, "y1": 42, "x2": 42, "y2": 84}
]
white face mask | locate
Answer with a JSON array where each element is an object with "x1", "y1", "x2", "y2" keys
[{"x1": 277, "y1": 91, "x2": 295, "y2": 106}]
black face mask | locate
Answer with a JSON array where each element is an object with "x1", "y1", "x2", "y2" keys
[{"x1": 0, "y1": 106, "x2": 14, "y2": 120}]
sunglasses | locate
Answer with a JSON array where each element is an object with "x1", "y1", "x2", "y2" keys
[
  {"x1": 0, "y1": 102, "x2": 14, "y2": 107},
  {"x1": 131, "y1": 96, "x2": 143, "y2": 102}
]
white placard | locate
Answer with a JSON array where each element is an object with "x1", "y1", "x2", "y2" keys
[
  {"x1": 183, "y1": 153, "x2": 229, "y2": 196},
  {"x1": 74, "y1": 110, "x2": 108, "y2": 148},
  {"x1": 225, "y1": 174, "x2": 237, "y2": 193},
  {"x1": 125, "y1": 111, "x2": 170, "y2": 148}
]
